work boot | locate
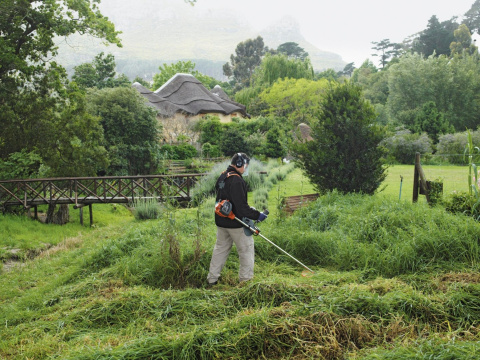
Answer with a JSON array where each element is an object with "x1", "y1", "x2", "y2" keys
[{"x1": 206, "y1": 280, "x2": 218, "y2": 288}]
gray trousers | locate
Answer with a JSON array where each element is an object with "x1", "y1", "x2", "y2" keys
[{"x1": 207, "y1": 227, "x2": 254, "y2": 283}]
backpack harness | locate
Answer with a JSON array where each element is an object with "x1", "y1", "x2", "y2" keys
[{"x1": 215, "y1": 171, "x2": 241, "y2": 219}]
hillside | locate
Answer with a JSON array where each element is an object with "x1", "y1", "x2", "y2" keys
[{"x1": 54, "y1": 0, "x2": 345, "y2": 80}]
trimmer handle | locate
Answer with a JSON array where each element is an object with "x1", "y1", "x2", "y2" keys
[{"x1": 263, "y1": 209, "x2": 269, "y2": 215}]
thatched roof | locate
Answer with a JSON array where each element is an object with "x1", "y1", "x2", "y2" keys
[{"x1": 133, "y1": 74, "x2": 248, "y2": 118}]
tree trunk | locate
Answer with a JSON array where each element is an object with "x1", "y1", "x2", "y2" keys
[{"x1": 46, "y1": 204, "x2": 69, "y2": 225}]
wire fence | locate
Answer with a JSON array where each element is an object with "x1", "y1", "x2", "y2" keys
[{"x1": 386, "y1": 154, "x2": 472, "y2": 201}]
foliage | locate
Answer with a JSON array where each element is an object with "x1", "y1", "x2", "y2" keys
[
  {"x1": 292, "y1": 82, "x2": 387, "y2": 194},
  {"x1": 315, "y1": 68, "x2": 339, "y2": 81},
  {"x1": 464, "y1": 0, "x2": 480, "y2": 35},
  {"x1": 276, "y1": 42, "x2": 309, "y2": 60},
  {"x1": 412, "y1": 15, "x2": 458, "y2": 57},
  {"x1": 133, "y1": 198, "x2": 163, "y2": 220},
  {"x1": 3, "y1": 170, "x2": 480, "y2": 359},
  {"x1": 387, "y1": 53, "x2": 480, "y2": 131},
  {"x1": 337, "y1": 62, "x2": 356, "y2": 77},
  {"x1": 0, "y1": 0, "x2": 120, "y2": 177},
  {"x1": 465, "y1": 129, "x2": 480, "y2": 201},
  {"x1": 201, "y1": 143, "x2": 222, "y2": 158},
  {"x1": 382, "y1": 128, "x2": 433, "y2": 164},
  {"x1": 259, "y1": 78, "x2": 330, "y2": 126},
  {"x1": 437, "y1": 130, "x2": 480, "y2": 165},
  {"x1": 218, "y1": 125, "x2": 250, "y2": 156},
  {"x1": 87, "y1": 87, "x2": 161, "y2": 175},
  {"x1": 371, "y1": 38, "x2": 403, "y2": 68},
  {"x1": 195, "y1": 116, "x2": 224, "y2": 146},
  {"x1": 223, "y1": 36, "x2": 266, "y2": 90},
  {"x1": 151, "y1": 60, "x2": 221, "y2": 91},
  {"x1": 450, "y1": 24, "x2": 478, "y2": 56},
  {"x1": 72, "y1": 52, "x2": 130, "y2": 90},
  {"x1": 263, "y1": 126, "x2": 287, "y2": 158},
  {"x1": 0, "y1": 150, "x2": 43, "y2": 180},
  {"x1": 414, "y1": 101, "x2": 453, "y2": 143},
  {"x1": 159, "y1": 143, "x2": 198, "y2": 160},
  {"x1": 252, "y1": 53, "x2": 314, "y2": 88}
]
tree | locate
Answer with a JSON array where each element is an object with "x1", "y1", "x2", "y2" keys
[
  {"x1": 152, "y1": 60, "x2": 219, "y2": 90},
  {"x1": 463, "y1": 0, "x2": 480, "y2": 35},
  {"x1": 414, "y1": 101, "x2": 453, "y2": 143},
  {"x1": 371, "y1": 39, "x2": 402, "y2": 68},
  {"x1": 73, "y1": 52, "x2": 129, "y2": 89},
  {"x1": 291, "y1": 82, "x2": 387, "y2": 194},
  {"x1": 263, "y1": 126, "x2": 286, "y2": 158},
  {"x1": 315, "y1": 69, "x2": 339, "y2": 81},
  {"x1": 259, "y1": 78, "x2": 330, "y2": 126},
  {"x1": 252, "y1": 53, "x2": 314, "y2": 87},
  {"x1": 219, "y1": 126, "x2": 250, "y2": 156},
  {"x1": 351, "y1": 60, "x2": 389, "y2": 106},
  {"x1": 337, "y1": 62, "x2": 356, "y2": 77},
  {"x1": 450, "y1": 24, "x2": 478, "y2": 56},
  {"x1": 87, "y1": 87, "x2": 161, "y2": 175},
  {"x1": 223, "y1": 36, "x2": 266, "y2": 90},
  {"x1": 387, "y1": 53, "x2": 480, "y2": 131},
  {"x1": 277, "y1": 42, "x2": 309, "y2": 60},
  {"x1": 412, "y1": 16, "x2": 458, "y2": 57},
  {"x1": 0, "y1": 0, "x2": 121, "y2": 175}
]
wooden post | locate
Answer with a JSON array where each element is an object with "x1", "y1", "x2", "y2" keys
[
  {"x1": 34, "y1": 205, "x2": 38, "y2": 220},
  {"x1": 89, "y1": 204, "x2": 93, "y2": 227},
  {"x1": 413, "y1": 153, "x2": 420, "y2": 202},
  {"x1": 413, "y1": 152, "x2": 431, "y2": 204},
  {"x1": 79, "y1": 207, "x2": 83, "y2": 226}
]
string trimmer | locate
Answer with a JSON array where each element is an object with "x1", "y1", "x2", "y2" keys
[{"x1": 215, "y1": 200, "x2": 314, "y2": 274}]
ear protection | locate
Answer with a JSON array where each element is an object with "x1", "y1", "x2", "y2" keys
[{"x1": 235, "y1": 153, "x2": 244, "y2": 168}]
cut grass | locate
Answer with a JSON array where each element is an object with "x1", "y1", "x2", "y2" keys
[{"x1": 1, "y1": 162, "x2": 480, "y2": 359}]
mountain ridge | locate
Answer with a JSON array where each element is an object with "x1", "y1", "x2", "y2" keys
[{"x1": 55, "y1": 0, "x2": 346, "y2": 80}]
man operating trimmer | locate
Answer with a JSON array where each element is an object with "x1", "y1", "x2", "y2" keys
[{"x1": 206, "y1": 153, "x2": 268, "y2": 286}]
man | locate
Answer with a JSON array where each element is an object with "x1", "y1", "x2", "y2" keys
[{"x1": 206, "y1": 153, "x2": 267, "y2": 286}]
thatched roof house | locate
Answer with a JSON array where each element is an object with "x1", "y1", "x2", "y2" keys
[
  {"x1": 133, "y1": 73, "x2": 248, "y2": 119},
  {"x1": 133, "y1": 74, "x2": 248, "y2": 143}
]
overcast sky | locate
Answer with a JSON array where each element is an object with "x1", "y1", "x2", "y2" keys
[{"x1": 194, "y1": 0, "x2": 476, "y2": 66}]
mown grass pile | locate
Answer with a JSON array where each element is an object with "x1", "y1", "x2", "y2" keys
[{"x1": 1, "y1": 172, "x2": 480, "y2": 359}]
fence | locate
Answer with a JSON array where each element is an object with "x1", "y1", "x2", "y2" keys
[{"x1": 0, "y1": 174, "x2": 205, "y2": 225}]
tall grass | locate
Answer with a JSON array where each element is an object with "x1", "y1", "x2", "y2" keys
[{"x1": 3, "y1": 167, "x2": 480, "y2": 359}]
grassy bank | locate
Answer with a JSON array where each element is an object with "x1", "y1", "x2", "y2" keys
[{"x1": 1, "y1": 162, "x2": 480, "y2": 359}]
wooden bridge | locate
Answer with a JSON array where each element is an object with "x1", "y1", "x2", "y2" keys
[{"x1": 0, "y1": 174, "x2": 205, "y2": 224}]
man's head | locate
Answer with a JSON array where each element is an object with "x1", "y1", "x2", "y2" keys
[{"x1": 231, "y1": 152, "x2": 250, "y2": 174}]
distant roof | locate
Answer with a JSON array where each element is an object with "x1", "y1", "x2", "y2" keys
[{"x1": 133, "y1": 73, "x2": 248, "y2": 118}]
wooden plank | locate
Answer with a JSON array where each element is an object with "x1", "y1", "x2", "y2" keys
[{"x1": 283, "y1": 193, "x2": 319, "y2": 214}]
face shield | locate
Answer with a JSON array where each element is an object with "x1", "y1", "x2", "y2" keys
[{"x1": 243, "y1": 162, "x2": 249, "y2": 176}]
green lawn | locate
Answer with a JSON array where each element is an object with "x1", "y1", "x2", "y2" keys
[{"x1": 380, "y1": 164, "x2": 469, "y2": 201}]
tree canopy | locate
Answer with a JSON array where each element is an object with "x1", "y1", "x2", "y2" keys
[
  {"x1": 0, "y1": 0, "x2": 121, "y2": 178},
  {"x1": 292, "y1": 82, "x2": 386, "y2": 195}
]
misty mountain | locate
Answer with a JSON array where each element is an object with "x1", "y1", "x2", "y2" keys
[{"x1": 55, "y1": 0, "x2": 346, "y2": 81}]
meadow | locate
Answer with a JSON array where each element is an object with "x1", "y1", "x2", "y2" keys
[{"x1": 1, "y1": 162, "x2": 480, "y2": 359}]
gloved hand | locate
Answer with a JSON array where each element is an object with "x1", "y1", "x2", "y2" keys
[{"x1": 258, "y1": 212, "x2": 268, "y2": 222}]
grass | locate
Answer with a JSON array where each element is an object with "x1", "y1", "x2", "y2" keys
[
  {"x1": 380, "y1": 164, "x2": 468, "y2": 201},
  {"x1": 1, "y1": 162, "x2": 480, "y2": 359}
]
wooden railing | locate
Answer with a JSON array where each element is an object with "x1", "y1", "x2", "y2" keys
[{"x1": 0, "y1": 174, "x2": 205, "y2": 211}]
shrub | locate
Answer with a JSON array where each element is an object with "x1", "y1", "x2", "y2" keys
[
  {"x1": 382, "y1": 128, "x2": 433, "y2": 164},
  {"x1": 436, "y1": 130, "x2": 480, "y2": 165},
  {"x1": 133, "y1": 198, "x2": 163, "y2": 220},
  {"x1": 292, "y1": 81, "x2": 386, "y2": 194}
]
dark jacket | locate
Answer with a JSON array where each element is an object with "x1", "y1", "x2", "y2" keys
[{"x1": 215, "y1": 165, "x2": 260, "y2": 228}]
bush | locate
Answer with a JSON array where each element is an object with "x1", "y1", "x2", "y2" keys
[
  {"x1": 159, "y1": 144, "x2": 198, "y2": 160},
  {"x1": 133, "y1": 198, "x2": 163, "y2": 220},
  {"x1": 382, "y1": 128, "x2": 433, "y2": 164},
  {"x1": 292, "y1": 81, "x2": 386, "y2": 194},
  {"x1": 437, "y1": 130, "x2": 480, "y2": 165}
]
